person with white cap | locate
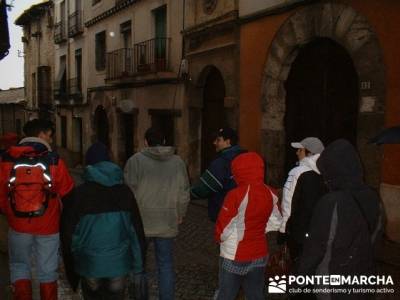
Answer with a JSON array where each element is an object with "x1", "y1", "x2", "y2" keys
[{"x1": 278, "y1": 137, "x2": 325, "y2": 245}]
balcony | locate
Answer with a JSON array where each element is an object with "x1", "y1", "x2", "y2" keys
[
  {"x1": 106, "y1": 38, "x2": 170, "y2": 81},
  {"x1": 54, "y1": 79, "x2": 83, "y2": 104},
  {"x1": 54, "y1": 80, "x2": 68, "y2": 103},
  {"x1": 54, "y1": 21, "x2": 66, "y2": 44},
  {"x1": 68, "y1": 11, "x2": 83, "y2": 37},
  {"x1": 68, "y1": 78, "x2": 83, "y2": 102}
]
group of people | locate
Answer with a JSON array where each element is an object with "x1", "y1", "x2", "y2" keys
[{"x1": 0, "y1": 119, "x2": 383, "y2": 300}]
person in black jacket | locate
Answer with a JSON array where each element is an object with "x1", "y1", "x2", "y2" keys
[
  {"x1": 296, "y1": 139, "x2": 382, "y2": 300},
  {"x1": 287, "y1": 153, "x2": 327, "y2": 263},
  {"x1": 60, "y1": 142, "x2": 146, "y2": 300}
]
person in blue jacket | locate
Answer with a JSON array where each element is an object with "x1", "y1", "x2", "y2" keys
[
  {"x1": 191, "y1": 127, "x2": 245, "y2": 222},
  {"x1": 60, "y1": 142, "x2": 146, "y2": 300}
]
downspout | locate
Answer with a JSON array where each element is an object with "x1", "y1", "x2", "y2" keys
[
  {"x1": 67, "y1": 0, "x2": 71, "y2": 151},
  {"x1": 37, "y1": 19, "x2": 41, "y2": 115},
  {"x1": 182, "y1": 0, "x2": 185, "y2": 59}
]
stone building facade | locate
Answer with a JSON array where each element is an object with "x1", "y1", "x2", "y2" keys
[
  {"x1": 183, "y1": 0, "x2": 240, "y2": 177},
  {"x1": 53, "y1": 0, "x2": 86, "y2": 166},
  {"x1": 16, "y1": 1, "x2": 54, "y2": 121},
  {"x1": 84, "y1": 0, "x2": 186, "y2": 167},
  {"x1": 238, "y1": 0, "x2": 400, "y2": 242}
]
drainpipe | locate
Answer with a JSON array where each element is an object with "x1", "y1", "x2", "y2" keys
[
  {"x1": 67, "y1": 0, "x2": 71, "y2": 151},
  {"x1": 182, "y1": 0, "x2": 185, "y2": 59},
  {"x1": 37, "y1": 19, "x2": 41, "y2": 115}
]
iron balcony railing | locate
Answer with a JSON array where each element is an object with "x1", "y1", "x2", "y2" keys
[
  {"x1": 68, "y1": 11, "x2": 83, "y2": 37},
  {"x1": 106, "y1": 37, "x2": 170, "y2": 81},
  {"x1": 54, "y1": 21, "x2": 67, "y2": 44},
  {"x1": 54, "y1": 78, "x2": 83, "y2": 103},
  {"x1": 68, "y1": 77, "x2": 83, "y2": 101},
  {"x1": 54, "y1": 80, "x2": 68, "y2": 102}
]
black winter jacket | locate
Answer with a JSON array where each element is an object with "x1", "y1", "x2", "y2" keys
[{"x1": 287, "y1": 170, "x2": 327, "y2": 246}]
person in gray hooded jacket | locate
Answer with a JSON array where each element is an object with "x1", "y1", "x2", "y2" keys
[{"x1": 124, "y1": 127, "x2": 190, "y2": 300}]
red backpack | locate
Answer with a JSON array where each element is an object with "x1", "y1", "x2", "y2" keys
[{"x1": 8, "y1": 156, "x2": 53, "y2": 218}]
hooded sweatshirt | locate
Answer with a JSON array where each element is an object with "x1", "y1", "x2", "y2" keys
[
  {"x1": 124, "y1": 146, "x2": 190, "y2": 238},
  {"x1": 60, "y1": 161, "x2": 145, "y2": 289},
  {"x1": 280, "y1": 154, "x2": 320, "y2": 233},
  {"x1": 215, "y1": 152, "x2": 275, "y2": 261},
  {"x1": 0, "y1": 138, "x2": 74, "y2": 234},
  {"x1": 297, "y1": 140, "x2": 381, "y2": 286}
]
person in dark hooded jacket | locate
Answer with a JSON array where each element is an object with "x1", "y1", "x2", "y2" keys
[
  {"x1": 60, "y1": 142, "x2": 146, "y2": 300},
  {"x1": 296, "y1": 139, "x2": 382, "y2": 300}
]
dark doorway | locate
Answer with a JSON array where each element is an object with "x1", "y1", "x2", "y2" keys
[
  {"x1": 284, "y1": 38, "x2": 359, "y2": 172},
  {"x1": 61, "y1": 116, "x2": 67, "y2": 148},
  {"x1": 122, "y1": 113, "x2": 135, "y2": 161},
  {"x1": 94, "y1": 106, "x2": 109, "y2": 146},
  {"x1": 151, "y1": 112, "x2": 174, "y2": 146},
  {"x1": 201, "y1": 67, "x2": 226, "y2": 171},
  {"x1": 73, "y1": 117, "x2": 83, "y2": 164}
]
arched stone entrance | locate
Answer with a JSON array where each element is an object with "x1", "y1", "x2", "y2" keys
[
  {"x1": 201, "y1": 66, "x2": 226, "y2": 171},
  {"x1": 94, "y1": 105, "x2": 109, "y2": 146},
  {"x1": 261, "y1": 2, "x2": 385, "y2": 186}
]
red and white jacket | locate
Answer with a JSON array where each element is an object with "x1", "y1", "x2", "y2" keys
[{"x1": 215, "y1": 152, "x2": 276, "y2": 262}]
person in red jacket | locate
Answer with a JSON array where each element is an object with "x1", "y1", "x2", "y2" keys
[
  {"x1": 0, "y1": 119, "x2": 74, "y2": 300},
  {"x1": 215, "y1": 152, "x2": 275, "y2": 300}
]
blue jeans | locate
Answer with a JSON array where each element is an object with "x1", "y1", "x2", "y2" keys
[
  {"x1": 148, "y1": 237, "x2": 175, "y2": 300},
  {"x1": 216, "y1": 258, "x2": 266, "y2": 300},
  {"x1": 8, "y1": 228, "x2": 59, "y2": 283}
]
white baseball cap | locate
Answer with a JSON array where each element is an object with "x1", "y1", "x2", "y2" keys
[{"x1": 291, "y1": 137, "x2": 324, "y2": 154}]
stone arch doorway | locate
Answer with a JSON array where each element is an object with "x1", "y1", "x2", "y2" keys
[
  {"x1": 284, "y1": 37, "x2": 359, "y2": 172},
  {"x1": 261, "y1": 2, "x2": 385, "y2": 186},
  {"x1": 94, "y1": 105, "x2": 109, "y2": 146},
  {"x1": 201, "y1": 66, "x2": 226, "y2": 171}
]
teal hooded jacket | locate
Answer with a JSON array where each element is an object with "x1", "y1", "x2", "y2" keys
[{"x1": 61, "y1": 161, "x2": 145, "y2": 289}]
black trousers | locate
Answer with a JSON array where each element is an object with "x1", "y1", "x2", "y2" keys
[{"x1": 81, "y1": 276, "x2": 127, "y2": 300}]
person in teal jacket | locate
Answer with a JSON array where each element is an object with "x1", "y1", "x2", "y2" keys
[{"x1": 61, "y1": 142, "x2": 146, "y2": 300}]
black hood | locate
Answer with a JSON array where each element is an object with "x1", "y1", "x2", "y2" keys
[{"x1": 317, "y1": 139, "x2": 364, "y2": 190}]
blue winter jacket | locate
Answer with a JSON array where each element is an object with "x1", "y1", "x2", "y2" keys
[{"x1": 191, "y1": 145, "x2": 244, "y2": 222}]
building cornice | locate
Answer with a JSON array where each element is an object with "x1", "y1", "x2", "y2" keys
[
  {"x1": 15, "y1": 1, "x2": 52, "y2": 26},
  {"x1": 85, "y1": 0, "x2": 140, "y2": 28},
  {"x1": 238, "y1": 0, "x2": 319, "y2": 25},
  {"x1": 183, "y1": 10, "x2": 238, "y2": 37}
]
